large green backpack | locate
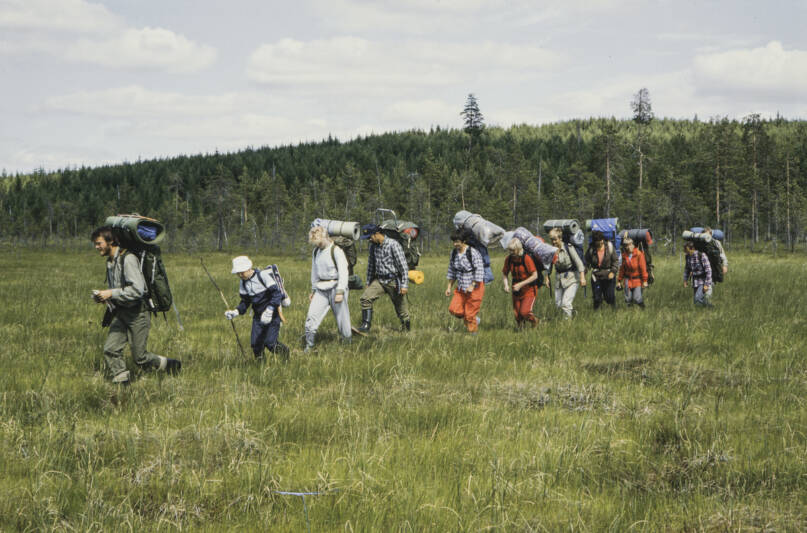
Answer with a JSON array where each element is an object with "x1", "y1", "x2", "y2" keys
[{"x1": 107, "y1": 214, "x2": 174, "y2": 314}]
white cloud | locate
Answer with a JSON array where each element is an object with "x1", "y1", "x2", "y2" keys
[
  {"x1": 0, "y1": 0, "x2": 121, "y2": 33},
  {"x1": 0, "y1": 0, "x2": 216, "y2": 72},
  {"x1": 246, "y1": 37, "x2": 560, "y2": 89},
  {"x1": 693, "y1": 41, "x2": 807, "y2": 97},
  {"x1": 381, "y1": 99, "x2": 457, "y2": 125},
  {"x1": 65, "y1": 27, "x2": 217, "y2": 72}
]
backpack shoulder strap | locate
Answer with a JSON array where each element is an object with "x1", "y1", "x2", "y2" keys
[
  {"x1": 465, "y1": 247, "x2": 473, "y2": 265},
  {"x1": 255, "y1": 268, "x2": 269, "y2": 289}
]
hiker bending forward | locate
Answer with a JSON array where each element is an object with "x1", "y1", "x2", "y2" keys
[
  {"x1": 357, "y1": 224, "x2": 410, "y2": 333},
  {"x1": 585, "y1": 230, "x2": 619, "y2": 310},
  {"x1": 502, "y1": 238, "x2": 541, "y2": 328},
  {"x1": 683, "y1": 241, "x2": 713, "y2": 306},
  {"x1": 446, "y1": 228, "x2": 485, "y2": 333},
  {"x1": 225, "y1": 255, "x2": 289, "y2": 360},
  {"x1": 91, "y1": 226, "x2": 181, "y2": 385},
  {"x1": 617, "y1": 237, "x2": 648, "y2": 308},
  {"x1": 305, "y1": 226, "x2": 352, "y2": 351},
  {"x1": 548, "y1": 228, "x2": 586, "y2": 319}
]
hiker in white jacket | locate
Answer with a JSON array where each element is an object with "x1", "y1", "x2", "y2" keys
[{"x1": 304, "y1": 226, "x2": 352, "y2": 352}]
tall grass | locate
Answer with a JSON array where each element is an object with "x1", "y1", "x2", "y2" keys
[{"x1": 1, "y1": 247, "x2": 805, "y2": 531}]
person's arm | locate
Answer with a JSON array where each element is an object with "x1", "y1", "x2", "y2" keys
[
  {"x1": 391, "y1": 242, "x2": 409, "y2": 291},
  {"x1": 639, "y1": 253, "x2": 648, "y2": 286},
  {"x1": 366, "y1": 245, "x2": 376, "y2": 284},
  {"x1": 471, "y1": 248, "x2": 485, "y2": 287},
  {"x1": 608, "y1": 245, "x2": 619, "y2": 276},
  {"x1": 110, "y1": 254, "x2": 146, "y2": 304},
  {"x1": 236, "y1": 282, "x2": 250, "y2": 315},
  {"x1": 501, "y1": 256, "x2": 511, "y2": 292},
  {"x1": 570, "y1": 246, "x2": 586, "y2": 285},
  {"x1": 310, "y1": 250, "x2": 318, "y2": 293},
  {"x1": 702, "y1": 252, "x2": 713, "y2": 287},
  {"x1": 334, "y1": 245, "x2": 349, "y2": 296}
]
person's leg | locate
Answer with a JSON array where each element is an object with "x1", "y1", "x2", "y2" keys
[
  {"x1": 263, "y1": 314, "x2": 288, "y2": 357},
  {"x1": 251, "y1": 317, "x2": 267, "y2": 358},
  {"x1": 623, "y1": 284, "x2": 633, "y2": 306},
  {"x1": 560, "y1": 283, "x2": 579, "y2": 318},
  {"x1": 604, "y1": 278, "x2": 616, "y2": 308},
  {"x1": 385, "y1": 282, "x2": 410, "y2": 328},
  {"x1": 464, "y1": 283, "x2": 485, "y2": 332},
  {"x1": 517, "y1": 287, "x2": 537, "y2": 326},
  {"x1": 103, "y1": 315, "x2": 130, "y2": 382},
  {"x1": 592, "y1": 280, "x2": 603, "y2": 310},
  {"x1": 511, "y1": 293, "x2": 521, "y2": 325},
  {"x1": 633, "y1": 287, "x2": 644, "y2": 307},
  {"x1": 304, "y1": 289, "x2": 332, "y2": 349},
  {"x1": 128, "y1": 309, "x2": 161, "y2": 369},
  {"x1": 332, "y1": 288, "x2": 353, "y2": 341},
  {"x1": 449, "y1": 289, "x2": 467, "y2": 320},
  {"x1": 357, "y1": 280, "x2": 384, "y2": 332},
  {"x1": 554, "y1": 285, "x2": 563, "y2": 311}
]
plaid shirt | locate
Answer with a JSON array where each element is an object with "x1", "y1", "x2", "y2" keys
[
  {"x1": 684, "y1": 251, "x2": 712, "y2": 288},
  {"x1": 447, "y1": 246, "x2": 484, "y2": 291},
  {"x1": 367, "y1": 237, "x2": 409, "y2": 290}
]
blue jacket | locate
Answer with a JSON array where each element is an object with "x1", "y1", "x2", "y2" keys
[{"x1": 236, "y1": 269, "x2": 283, "y2": 317}]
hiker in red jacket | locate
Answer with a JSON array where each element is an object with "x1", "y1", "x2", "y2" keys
[
  {"x1": 502, "y1": 238, "x2": 541, "y2": 328},
  {"x1": 617, "y1": 237, "x2": 649, "y2": 309}
]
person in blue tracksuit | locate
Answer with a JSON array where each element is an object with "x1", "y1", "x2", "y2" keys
[{"x1": 224, "y1": 255, "x2": 289, "y2": 361}]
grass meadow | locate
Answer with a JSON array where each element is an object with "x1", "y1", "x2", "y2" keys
[{"x1": 1, "y1": 245, "x2": 806, "y2": 531}]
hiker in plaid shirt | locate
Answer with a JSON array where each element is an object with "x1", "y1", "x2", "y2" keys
[
  {"x1": 356, "y1": 224, "x2": 410, "y2": 333},
  {"x1": 445, "y1": 228, "x2": 485, "y2": 334},
  {"x1": 683, "y1": 241, "x2": 713, "y2": 306}
]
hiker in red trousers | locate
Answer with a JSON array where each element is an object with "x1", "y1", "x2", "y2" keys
[{"x1": 502, "y1": 238, "x2": 541, "y2": 328}]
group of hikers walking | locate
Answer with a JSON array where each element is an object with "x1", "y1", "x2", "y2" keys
[{"x1": 89, "y1": 212, "x2": 728, "y2": 384}]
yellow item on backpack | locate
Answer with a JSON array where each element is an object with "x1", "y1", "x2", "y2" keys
[{"x1": 408, "y1": 270, "x2": 425, "y2": 285}]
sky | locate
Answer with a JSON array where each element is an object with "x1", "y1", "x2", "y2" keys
[{"x1": 1, "y1": 0, "x2": 806, "y2": 175}]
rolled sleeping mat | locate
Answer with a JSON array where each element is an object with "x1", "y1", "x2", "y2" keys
[
  {"x1": 311, "y1": 218, "x2": 360, "y2": 240},
  {"x1": 690, "y1": 227, "x2": 724, "y2": 241},
  {"x1": 105, "y1": 214, "x2": 165, "y2": 246},
  {"x1": 453, "y1": 210, "x2": 505, "y2": 247},
  {"x1": 569, "y1": 228, "x2": 585, "y2": 247},
  {"x1": 682, "y1": 230, "x2": 712, "y2": 243},
  {"x1": 408, "y1": 270, "x2": 425, "y2": 285},
  {"x1": 513, "y1": 227, "x2": 557, "y2": 269},
  {"x1": 499, "y1": 230, "x2": 516, "y2": 250},
  {"x1": 623, "y1": 229, "x2": 653, "y2": 245},
  {"x1": 542, "y1": 219, "x2": 580, "y2": 235}
]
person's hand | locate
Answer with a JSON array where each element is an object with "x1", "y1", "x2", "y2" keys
[
  {"x1": 445, "y1": 288, "x2": 451, "y2": 297},
  {"x1": 704, "y1": 285, "x2": 710, "y2": 292},
  {"x1": 722, "y1": 266, "x2": 728, "y2": 274},
  {"x1": 607, "y1": 272, "x2": 615, "y2": 280},
  {"x1": 512, "y1": 282, "x2": 521, "y2": 293},
  {"x1": 334, "y1": 293, "x2": 344, "y2": 304},
  {"x1": 642, "y1": 281, "x2": 648, "y2": 288},
  {"x1": 683, "y1": 281, "x2": 688, "y2": 288},
  {"x1": 502, "y1": 282, "x2": 510, "y2": 294},
  {"x1": 309, "y1": 292, "x2": 315, "y2": 302},
  {"x1": 260, "y1": 308, "x2": 274, "y2": 325},
  {"x1": 93, "y1": 289, "x2": 113, "y2": 303},
  {"x1": 400, "y1": 287, "x2": 408, "y2": 296},
  {"x1": 544, "y1": 277, "x2": 550, "y2": 288},
  {"x1": 224, "y1": 309, "x2": 239, "y2": 320},
  {"x1": 616, "y1": 282, "x2": 622, "y2": 290},
  {"x1": 580, "y1": 275, "x2": 587, "y2": 287}
]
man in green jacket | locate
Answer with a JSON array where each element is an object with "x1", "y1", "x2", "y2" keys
[{"x1": 91, "y1": 226, "x2": 181, "y2": 385}]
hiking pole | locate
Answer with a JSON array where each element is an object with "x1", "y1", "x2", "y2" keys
[{"x1": 200, "y1": 258, "x2": 248, "y2": 359}]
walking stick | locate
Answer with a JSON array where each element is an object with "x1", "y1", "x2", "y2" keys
[{"x1": 200, "y1": 258, "x2": 248, "y2": 358}]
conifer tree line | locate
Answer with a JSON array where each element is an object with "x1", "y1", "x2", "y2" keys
[{"x1": 2, "y1": 114, "x2": 807, "y2": 254}]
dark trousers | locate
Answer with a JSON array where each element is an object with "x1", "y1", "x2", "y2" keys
[
  {"x1": 592, "y1": 278, "x2": 616, "y2": 309},
  {"x1": 251, "y1": 315, "x2": 288, "y2": 357}
]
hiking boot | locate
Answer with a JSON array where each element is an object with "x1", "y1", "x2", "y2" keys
[
  {"x1": 357, "y1": 309, "x2": 373, "y2": 334},
  {"x1": 400, "y1": 319, "x2": 411, "y2": 332},
  {"x1": 303, "y1": 331, "x2": 316, "y2": 353},
  {"x1": 111, "y1": 370, "x2": 130, "y2": 385},
  {"x1": 165, "y1": 358, "x2": 182, "y2": 375}
]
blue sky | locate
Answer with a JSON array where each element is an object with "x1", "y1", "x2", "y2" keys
[{"x1": 1, "y1": 0, "x2": 805, "y2": 174}]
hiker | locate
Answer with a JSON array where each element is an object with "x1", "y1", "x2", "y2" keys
[
  {"x1": 304, "y1": 226, "x2": 351, "y2": 352},
  {"x1": 502, "y1": 237, "x2": 541, "y2": 328},
  {"x1": 585, "y1": 230, "x2": 619, "y2": 310},
  {"x1": 617, "y1": 237, "x2": 649, "y2": 308},
  {"x1": 683, "y1": 241, "x2": 713, "y2": 306},
  {"x1": 91, "y1": 226, "x2": 181, "y2": 384},
  {"x1": 446, "y1": 228, "x2": 485, "y2": 333},
  {"x1": 224, "y1": 255, "x2": 289, "y2": 361},
  {"x1": 356, "y1": 224, "x2": 410, "y2": 332},
  {"x1": 704, "y1": 227, "x2": 728, "y2": 274},
  {"x1": 548, "y1": 228, "x2": 586, "y2": 319}
]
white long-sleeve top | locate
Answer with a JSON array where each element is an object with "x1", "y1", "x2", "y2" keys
[{"x1": 311, "y1": 242, "x2": 349, "y2": 294}]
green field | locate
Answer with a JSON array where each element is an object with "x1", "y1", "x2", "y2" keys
[{"x1": 1, "y1": 248, "x2": 806, "y2": 531}]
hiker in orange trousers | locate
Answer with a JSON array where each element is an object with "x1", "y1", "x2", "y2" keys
[{"x1": 445, "y1": 228, "x2": 485, "y2": 334}]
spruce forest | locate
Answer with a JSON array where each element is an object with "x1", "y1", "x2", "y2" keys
[{"x1": 2, "y1": 112, "x2": 807, "y2": 252}]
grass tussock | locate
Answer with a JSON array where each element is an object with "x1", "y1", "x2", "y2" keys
[{"x1": 0, "y1": 248, "x2": 806, "y2": 531}]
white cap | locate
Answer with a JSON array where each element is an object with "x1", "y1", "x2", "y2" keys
[{"x1": 231, "y1": 255, "x2": 253, "y2": 274}]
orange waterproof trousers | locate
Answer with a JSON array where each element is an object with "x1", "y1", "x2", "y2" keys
[
  {"x1": 512, "y1": 286, "x2": 537, "y2": 326},
  {"x1": 449, "y1": 283, "x2": 485, "y2": 332}
]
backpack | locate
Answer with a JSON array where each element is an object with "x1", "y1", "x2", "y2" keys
[
  {"x1": 257, "y1": 264, "x2": 291, "y2": 306},
  {"x1": 692, "y1": 241, "x2": 724, "y2": 283},
  {"x1": 380, "y1": 219, "x2": 421, "y2": 270},
  {"x1": 107, "y1": 214, "x2": 173, "y2": 315}
]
